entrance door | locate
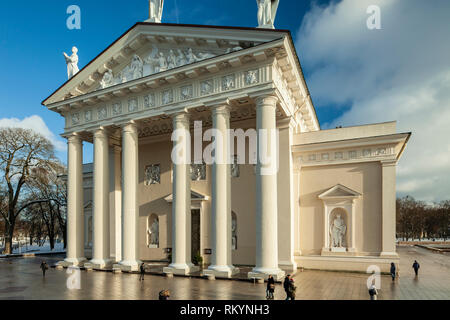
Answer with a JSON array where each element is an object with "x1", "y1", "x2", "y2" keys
[{"x1": 191, "y1": 209, "x2": 201, "y2": 261}]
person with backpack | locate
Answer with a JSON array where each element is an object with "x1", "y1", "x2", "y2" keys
[
  {"x1": 368, "y1": 284, "x2": 378, "y2": 300},
  {"x1": 266, "y1": 275, "x2": 275, "y2": 300},
  {"x1": 412, "y1": 260, "x2": 420, "y2": 276}
]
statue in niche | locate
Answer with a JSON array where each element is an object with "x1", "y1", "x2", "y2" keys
[
  {"x1": 149, "y1": 0, "x2": 164, "y2": 23},
  {"x1": 191, "y1": 163, "x2": 206, "y2": 181},
  {"x1": 231, "y1": 216, "x2": 237, "y2": 250},
  {"x1": 231, "y1": 156, "x2": 240, "y2": 178},
  {"x1": 330, "y1": 213, "x2": 347, "y2": 248},
  {"x1": 63, "y1": 46, "x2": 79, "y2": 79},
  {"x1": 148, "y1": 218, "x2": 159, "y2": 247},
  {"x1": 130, "y1": 55, "x2": 144, "y2": 79},
  {"x1": 145, "y1": 164, "x2": 161, "y2": 185},
  {"x1": 100, "y1": 69, "x2": 113, "y2": 89},
  {"x1": 256, "y1": 0, "x2": 279, "y2": 28}
]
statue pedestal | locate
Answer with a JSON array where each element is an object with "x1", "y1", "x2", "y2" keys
[
  {"x1": 148, "y1": 244, "x2": 158, "y2": 249},
  {"x1": 331, "y1": 247, "x2": 346, "y2": 253}
]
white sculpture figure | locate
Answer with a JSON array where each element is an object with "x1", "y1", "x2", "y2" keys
[
  {"x1": 167, "y1": 50, "x2": 177, "y2": 69},
  {"x1": 330, "y1": 214, "x2": 347, "y2": 248},
  {"x1": 185, "y1": 48, "x2": 200, "y2": 64},
  {"x1": 63, "y1": 46, "x2": 79, "y2": 79},
  {"x1": 256, "y1": 0, "x2": 280, "y2": 29},
  {"x1": 130, "y1": 55, "x2": 143, "y2": 79},
  {"x1": 100, "y1": 69, "x2": 113, "y2": 89},
  {"x1": 150, "y1": 218, "x2": 159, "y2": 246},
  {"x1": 177, "y1": 49, "x2": 187, "y2": 66},
  {"x1": 148, "y1": 0, "x2": 164, "y2": 23},
  {"x1": 158, "y1": 52, "x2": 168, "y2": 72}
]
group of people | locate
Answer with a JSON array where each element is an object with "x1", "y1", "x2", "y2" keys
[
  {"x1": 369, "y1": 260, "x2": 421, "y2": 300},
  {"x1": 389, "y1": 260, "x2": 421, "y2": 282},
  {"x1": 265, "y1": 274, "x2": 297, "y2": 300}
]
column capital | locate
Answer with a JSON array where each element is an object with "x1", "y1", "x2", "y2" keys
[
  {"x1": 121, "y1": 121, "x2": 137, "y2": 133},
  {"x1": 206, "y1": 98, "x2": 232, "y2": 109},
  {"x1": 254, "y1": 94, "x2": 278, "y2": 107},
  {"x1": 171, "y1": 111, "x2": 190, "y2": 126},
  {"x1": 93, "y1": 127, "x2": 109, "y2": 138},
  {"x1": 211, "y1": 104, "x2": 231, "y2": 118},
  {"x1": 66, "y1": 132, "x2": 82, "y2": 144}
]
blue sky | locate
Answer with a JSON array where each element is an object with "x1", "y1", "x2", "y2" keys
[
  {"x1": 0, "y1": 1, "x2": 334, "y2": 160},
  {"x1": 1, "y1": 0, "x2": 449, "y2": 201}
]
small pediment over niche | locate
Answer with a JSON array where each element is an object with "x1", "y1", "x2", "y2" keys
[
  {"x1": 164, "y1": 190, "x2": 209, "y2": 203},
  {"x1": 318, "y1": 184, "x2": 361, "y2": 199}
]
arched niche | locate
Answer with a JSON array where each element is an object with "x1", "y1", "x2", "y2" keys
[
  {"x1": 147, "y1": 214, "x2": 159, "y2": 248},
  {"x1": 318, "y1": 184, "x2": 361, "y2": 255},
  {"x1": 231, "y1": 212, "x2": 237, "y2": 251}
]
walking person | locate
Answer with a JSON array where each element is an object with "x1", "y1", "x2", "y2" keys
[
  {"x1": 412, "y1": 260, "x2": 420, "y2": 276},
  {"x1": 368, "y1": 284, "x2": 378, "y2": 300},
  {"x1": 390, "y1": 262, "x2": 396, "y2": 281},
  {"x1": 40, "y1": 261, "x2": 48, "y2": 277},
  {"x1": 288, "y1": 277, "x2": 297, "y2": 300},
  {"x1": 283, "y1": 275, "x2": 291, "y2": 300},
  {"x1": 139, "y1": 262, "x2": 145, "y2": 281},
  {"x1": 266, "y1": 275, "x2": 275, "y2": 300}
]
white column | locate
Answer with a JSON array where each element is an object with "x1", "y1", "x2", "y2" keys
[
  {"x1": 64, "y1": 133, "x2": 86, "y2": 266},
  {"x1": 204, "y1": 104, "x2": 239, "y2": 278},
  {"x1": 116, "y1": 122, "x2": 140, "y2": 271},
  {"x1": 380, "y1": 160, "x2": 398, "y2": 257},
  {"x1": 88, "y1": 128, "x2": 111, "y2": 268},
  {"x1": 248, "y1": 95, "x2": 285, "y2": 281},
  {"x1": 163, "y1": 112, "x2": 199, "y2": 275},
  {"x1": 109, "y1": 146, "x2": 122, "y2": 263},
  {"x1": 277, "y1": 120, "x2": 297, "y2": 273}
]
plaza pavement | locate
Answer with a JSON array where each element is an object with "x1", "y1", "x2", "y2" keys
[{"x1": 0, "y1": 245, "x2": 448, "y2": 300}]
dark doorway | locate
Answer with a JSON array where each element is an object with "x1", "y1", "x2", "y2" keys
[{"x1": 191, "y1": 209, "x2": 201, "y2": 262}]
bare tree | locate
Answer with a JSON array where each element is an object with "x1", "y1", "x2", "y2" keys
[
  {"x1": 0, "y1": 128, "x2": 55, "y2": 254},
  {"x1": 26, "y1": 161, "x2": 67, "y2": 250}
]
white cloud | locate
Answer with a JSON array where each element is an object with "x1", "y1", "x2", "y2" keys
[
  {"x1": 0, "y1": 115, "x2": 66, "y2": 152},
  {"x1": 296, "y1": 0, "x2": 450, "y2": 201}
]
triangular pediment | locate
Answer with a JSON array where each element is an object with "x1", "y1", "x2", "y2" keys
[
  {"x1": 42, "y1": 22, "x2": 290, "y2": 106},
  {"x1": 318, "y1": 184, "x2": 361, "y2": 199},
  {"x1": 164, "y1": 190, "x2": 209, "y2": 203}
]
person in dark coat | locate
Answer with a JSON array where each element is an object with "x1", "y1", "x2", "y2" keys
[
  {"x1": 283, "y1": 275, "x2": 291, "y2": 300},
  {"x1": 390, "y1": 262, "x2": 396, "y2": 281},
  {"x1": 139, "y1": 262, "x2": 145, "y2": 281},
  {"x1": 40, "y1": 261, "x2": 48, "y2": 277},
  {"x1": 266, "y1": 275, "x2": 275, "y2": 300},
  {"x1": 288, "y1": 277, "x2": 297, "y2": 300},
  {"x1": 412, "y1": 260, "x2": 420, "y2": 276}
]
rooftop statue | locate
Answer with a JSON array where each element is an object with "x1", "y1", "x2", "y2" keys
[
  {"x1": 63, "y1": 46, "x2": 79, "y2": 79},
  {"x1": 148, "y1": 0, "x2": 164, "y2": 23},
  {"x1": 256, "y1": 0, "x2": 280, "y2": 29}
]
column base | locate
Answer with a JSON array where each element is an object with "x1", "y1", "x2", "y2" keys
[
  {"x1": 379, "y1": 251, "x2": 399, "y2": 258},
  {"x1": 278, "y1": 260, "x2": 298, "y2": 274},
  {"x1": 248, "y1": 267, "x2": 285, "y2": 281},
  {"x1": 62, "y1": 257, "x2": 87, "y2": 267},
  {"x1": 113, "y1": 260, "x2": 141, "y2": 272},
  {"x1": 84, "y1": 259, "x2": 113, "y2": 270},
  {"x1": 163, "y1": 263, "x2": 200, "y2": 276},
  {"x1": 203, "y1": 265, "x2": 240, "y2": 279}
]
